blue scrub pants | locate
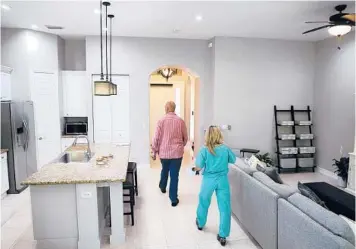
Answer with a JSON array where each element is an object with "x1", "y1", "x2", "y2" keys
[
  {"x1": 159, "y1": 158, "x2": 182, "y2": 202},
  {"x1": 196, "y1": 175, "x2": 231, "y2": 238}
]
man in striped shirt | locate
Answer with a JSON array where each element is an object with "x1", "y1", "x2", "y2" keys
[{"x1": 152, "y1": 101, "x2": 188, "y2": 207}]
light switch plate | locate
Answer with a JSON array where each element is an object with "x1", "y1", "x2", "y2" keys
[{"x1": 220, "y1": 125, "x2": 231, "y2": 131}]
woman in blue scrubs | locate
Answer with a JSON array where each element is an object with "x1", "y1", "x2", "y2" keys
[{"x1": 194, "y1": 126, "x2": 236, "y2": 246}]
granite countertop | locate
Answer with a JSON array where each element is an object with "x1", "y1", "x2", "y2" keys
[
  {"x1": 22, "y1": 143, "x2": 130, "y2": 186},
  {"x1": 1, "y1": 149, "x2": 8, "y2": 154}
]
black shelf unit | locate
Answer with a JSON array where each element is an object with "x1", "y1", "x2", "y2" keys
[{"x1": 274, "y1": 105, "x2": 315, "y2": 173}]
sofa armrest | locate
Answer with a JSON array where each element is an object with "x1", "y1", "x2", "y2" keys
[{"x1": 278, "y1": 199, "x2": 354, "y2": 249}]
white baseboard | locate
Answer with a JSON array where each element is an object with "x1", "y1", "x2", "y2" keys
[{"x1": 316, "y1": 167, "x2": 338, "y2": 180}]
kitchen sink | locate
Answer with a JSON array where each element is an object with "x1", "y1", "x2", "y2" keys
[{"x1": 55, "y1": 151, "x2": 95, "y2": 164}]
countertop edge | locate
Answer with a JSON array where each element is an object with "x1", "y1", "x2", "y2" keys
[{"x1": 22, "y1": 178, "x2": 126, "y2": 186}]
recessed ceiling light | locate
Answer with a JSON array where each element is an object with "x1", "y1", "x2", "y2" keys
[
  {"x1": 173, "y1": 28, "x2": 181, "y2": 34},
  {"x1": 31, "y1": 24, "x2": 39, "y2": 30},
  {"x1": 94, "y1": 9, "x2": 100, "y2": 14},
  {"x1": 1, "y1": 4, "x2": 11, "y2": 11},
  {"x1": 195, "y1": 15, "x2": 203, "y2": 21}
]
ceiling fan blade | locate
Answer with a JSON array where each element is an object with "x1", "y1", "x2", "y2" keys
[
  {"x1": 305, "y1": 21, "x2": 330, "y2": 24},
  {"x1": 302, "y1": 25, "x2": 332, "y2": 34},
  {"x1": 342, "y1": 14, "x2": 356, "y2": 22}
]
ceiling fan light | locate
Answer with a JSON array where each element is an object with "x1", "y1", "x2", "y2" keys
[{"x1": 328, "y1": 25, "x2": 352, "y2": 36}]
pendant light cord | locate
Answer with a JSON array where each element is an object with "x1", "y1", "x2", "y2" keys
[
  {"x1": 105, "y1": 3, "x2": 109, "y2": 81},
  {"x1": 100, "y1": 1, "x2": 104, "y2": 80},
  {"x1": 109, "y1": 15, "x2": 114, "y2": 81}
]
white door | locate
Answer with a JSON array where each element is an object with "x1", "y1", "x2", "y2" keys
[
  {"x1": 111, "y1": 76, "x2": 130, "y2": 143},
  {"x1": 31, "y1": 71, "x2": 61, "y2": 169},
  {"x1": 93, "y1": 75, "x2": 130, "y2": 144}
]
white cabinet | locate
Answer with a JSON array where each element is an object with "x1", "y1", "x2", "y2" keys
[
  {"x1": 1, "y1": 152, "x2": 9, "y2": 196},
  {"x1": 93, "y1": 75, "x2": 130, "y2": 143},
  {"x1": 62, "y1": 71, "x2": 88, "y2": 117},
  {"x1": 1, "y1": 71, "x2": 12, "y2": 101}
]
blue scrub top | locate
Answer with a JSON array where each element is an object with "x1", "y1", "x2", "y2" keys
[{"x1": 196, "y1": 144, "x2": 237, "y2": 177}]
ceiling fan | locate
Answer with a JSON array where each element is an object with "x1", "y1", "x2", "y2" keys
[{"x1": 303, "y1": 4, "x2": 355, "y2": 36}]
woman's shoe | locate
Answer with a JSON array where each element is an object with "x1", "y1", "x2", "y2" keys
[
  {"x1": 195, "y1": 219, "x2": 203, "y2": 231},
  {"x1": 217, "y1": 235, "x2": 227, "y2": 246}
]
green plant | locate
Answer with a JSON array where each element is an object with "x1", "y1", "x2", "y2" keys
[
  {"x1": 332, "y1": 157, "x2": 349, "y2": 181},
  {"x1": 255, "y1": 153, "x2": 273, "y2": 167}
]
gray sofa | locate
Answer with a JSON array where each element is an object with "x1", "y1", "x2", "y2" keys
[{"x1": 228, "y1": 158, "x2": 355, "y2": 249}]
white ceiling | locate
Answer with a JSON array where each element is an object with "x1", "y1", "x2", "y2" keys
[{"x1": 1, "y1": 1, "x2": 355, "y2": 41}]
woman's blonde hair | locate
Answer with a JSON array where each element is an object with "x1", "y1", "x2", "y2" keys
[{"x1": 205, "y1": 126, "x2": 223, "y2": 155}]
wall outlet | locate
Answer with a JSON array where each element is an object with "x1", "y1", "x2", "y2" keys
[{"x1": 81, "y1": 192, "x2": 92, "y2": 198}]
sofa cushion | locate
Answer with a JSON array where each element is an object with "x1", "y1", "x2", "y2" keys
[
  {"x1": 234, "y1": 157, "x2": 257, "y2": 176},
  {"x1": 256, "y1": 165, "x2": 284, "y2": 184},
  {"x1": 253, "y1": 172, "x2": 298, "y2": 199},
  {"x1": 289, "y1": 193, "x2": 355, "y2": 245},
  {"x1": 298, "y1": 182, "x2": 329, "y2": 209}
]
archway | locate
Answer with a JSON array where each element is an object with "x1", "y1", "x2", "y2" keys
[{"x1": 148, "y1": 65, "x2": 201, "y2": 168}]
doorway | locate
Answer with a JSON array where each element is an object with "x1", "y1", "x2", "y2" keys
[{"x1": 148, "y1": 66, "x2": 200, "y2": 168}]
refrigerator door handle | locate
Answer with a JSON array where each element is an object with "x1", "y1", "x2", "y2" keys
[{"x1": 23, "y1": 120, "x2": 29, "y2": 150}]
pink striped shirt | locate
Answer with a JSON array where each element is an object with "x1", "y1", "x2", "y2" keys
[{"x1": 152, "y1": 112, "x2": 188, "y2": 159}]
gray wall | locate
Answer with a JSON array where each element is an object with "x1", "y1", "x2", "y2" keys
[
  {"x1": 64, "y1": 39, "x2": 86, "y2": 71},
  {"x1": 86, "y1": 36, "x2": 212, "y2": 164},
  {"x1": 1, "y1": 28, "x2": 60, "y2": 101},
  {"x1": 212, "y1": 37, "x2": 316, "y2": 154},
  {"x1": 314, "y1": 32, "x2": 355, "y2": 171}
]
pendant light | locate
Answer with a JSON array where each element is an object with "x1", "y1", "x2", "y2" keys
[
  {"x1": 108, "y1": 14, "x2": 117, "y2": 95},
  {"x1": 94, "y1": 1, "x2": 113, "y2": 96}
]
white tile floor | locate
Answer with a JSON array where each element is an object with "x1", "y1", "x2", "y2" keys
[{"x1": 1, "y1": 167, "x2": 336, "y2": 249}]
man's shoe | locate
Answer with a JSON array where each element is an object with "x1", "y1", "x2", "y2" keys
[
  {"x1": 196, "y1": 219, "x2": 203, "y2": 231},
  {"x1": 171, "y1": 198, "x2": 179, "y2": 207},
  {"x1": 160, "y1": 188, "x2": 166, "y2": 194},
  {"x1": 217, "y1": 235, "x2": 227, "y2": 246}
]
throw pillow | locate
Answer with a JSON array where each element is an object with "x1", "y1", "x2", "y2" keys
[
  {"x1": 247, "y1": 155, "x2": 261, "y2": 170},
  {"x1": 298, "y1": 182, "x2": 329, "y2": 210},
  {"x1": 256, "y1": 164, "x2": 284, "y2": 184},
  {"x1": 340, "y1": 215, "x2": 356, "y2": 236}
]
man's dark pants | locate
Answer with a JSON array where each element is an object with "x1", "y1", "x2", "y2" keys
[{"x1": 159, "y1": 158, "x2": 182, "y2": 202}]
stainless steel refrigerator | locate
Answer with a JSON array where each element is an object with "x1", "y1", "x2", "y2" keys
[{"x1": 1, "y1": 101, "x2": 37, "y2": 194}]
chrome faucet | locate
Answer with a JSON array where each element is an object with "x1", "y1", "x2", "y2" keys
[{"x1": 72, "y1": 135, "x2": 92, "y2": 158}]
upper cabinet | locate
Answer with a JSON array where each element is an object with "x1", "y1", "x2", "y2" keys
[
  {"x1": 62, "y1": 71, "x2": 88, "y2": 117},
  {"x1": 1, "y1": 67, "x2": 12, "y2": 101}
]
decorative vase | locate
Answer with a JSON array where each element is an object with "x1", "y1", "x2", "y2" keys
[{"x1": 337, "y1": 176, "x2": 347, "y2": 188}]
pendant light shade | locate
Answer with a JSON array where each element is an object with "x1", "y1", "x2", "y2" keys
[
  {"x1": 94, "y1": 80, "x2": 113, "y2": 96},
  {"x1": 94, "y1": 1, "x2": 114, "y2": 96}
]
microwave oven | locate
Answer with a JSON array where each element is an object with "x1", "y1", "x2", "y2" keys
[{"x1": 65, "y1": 122, "x2": 87, "y2": 135}]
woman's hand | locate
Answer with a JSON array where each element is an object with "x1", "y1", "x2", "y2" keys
[{"x1": 192, "y1": 167, "x2": 201, "y2": 172}]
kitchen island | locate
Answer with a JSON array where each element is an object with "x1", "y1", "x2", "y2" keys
[{"x1": 22, "y1": 143, "x2": 130, "y2": 249}]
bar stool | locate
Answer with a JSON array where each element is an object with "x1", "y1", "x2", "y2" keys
[
  {"x1": 123, "y1": 172, "x2": 135, "y2": 226},
  {"x1": 127, "y1": 162, "x2": 138, "y2": 196}
]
